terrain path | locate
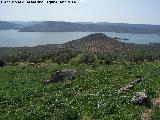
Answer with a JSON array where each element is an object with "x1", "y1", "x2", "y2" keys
[{"x1": 141, "y1": 93, "x2": 160, "y2": 120}]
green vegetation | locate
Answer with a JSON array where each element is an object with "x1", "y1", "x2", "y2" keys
[
  {"x1": 0, "y1": 33, "x2": 160, "y2": 119},
  {"x1": 1, "y1": 33, "x2": 160, "y2": 66},
  {"x1": 70, "y1": 53, "x2": 97, "y2": 65},
  {"x1": 0, "y1": 61, "x2": 160, "y2": 119},
  {"x1": 151, "y1": 106, "x2": 160, "y2": 120},
  {"x1": 0, "y1": 59, "x2": 5, "y2": 67}
]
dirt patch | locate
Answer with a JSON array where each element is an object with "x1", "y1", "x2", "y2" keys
[
  {"x1": 152, "y1": 97, "x2": 160, "y2": 106},
  {"x1": 141, "y1": 93, "x2": 160, "y2": 120},
  {"x1": 141, "y1": 109, "x2": 152, "y2": 120}
]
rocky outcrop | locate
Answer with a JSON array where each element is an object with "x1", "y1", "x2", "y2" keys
[
  {"x1": 131, "y1": 92, "x2": 148, "y2": 104},
  {"x1": 43, "y1": 69, "x2": 77, "y2": 84},
  {"x1": 115, "y1": 77, "x2": 143, "y2": 94}
]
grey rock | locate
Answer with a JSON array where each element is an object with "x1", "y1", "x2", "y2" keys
[
  {"x1": 125, "y1": 84, "x2": 134, "y2": 89},
  {"x1": 115, "y1": 78, "x2": 143, "y2": 94},
  {"x1": 43, "y1": 69, "x2": 77, "y2": 84},
  {"x1": 131, "y1": 92, "x2": 148, "y2": 104}
]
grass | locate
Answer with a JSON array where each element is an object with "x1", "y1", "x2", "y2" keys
[
  {"x1": 0, "y1": 61, "x2": 160, "y2": 120},
  {"x1": 151, "y1": 106, "x2": 160, "y2": 120}
]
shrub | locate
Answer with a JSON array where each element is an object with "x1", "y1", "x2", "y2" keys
[
  {"x1": 29, "y1": 57, "x2": 42, "y2": 64},
  {"x1": 70, "y1": 53, "x2": 97, "y2": 65},
  {"x1": 79, "y1": 53, "x2": 97, "y2": 64},
  {"x1": 52, "y1": 49, "x2": 80, "y2": 64},
  {"x1": 97, "y1": 54, "x2": 114, "y2": 65},
  {"x1": 0, "y1": 59, "x2": 6, "y2": 67},
  {"x1": 69, "y1": 57, "x2": 80, "y2": 65},
  {"x1": 54, "y1": 53, "x2": 72, "y2": 64}
]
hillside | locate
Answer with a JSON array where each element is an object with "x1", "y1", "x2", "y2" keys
[
  {"x1": 61, "y1": 33, "x2": 133, "y2": 53},
  {"x1": 10, "y1": 21, "x2": 43, "y2": 27},
  {"x1": 1, "y1": 33, "x2": 160, "y2": 61},
  {"x1": 20, "y1": 21, "x2": 85, "y2": 32},
  {"x1": 0, "y1": 61, "x2": 160, "y2": 119},
  {"x1": 0, "y1": 33, "x2": 133, "y2": 60},
  {"x1": 36, "y1": 33, "x2": 159, "y2": 54},
  {"x1": 1, "y1": 21, "x2": 160, "y2": 34},
  {"x1": 0, "y1": 21, "x2": 22, "y2": 30},
  {"x1": 19, "y1": 21, "x2": 160, "y2": 34},
  {"x1": 0, "y1": 32, "x2": 160, "y2": 119}
]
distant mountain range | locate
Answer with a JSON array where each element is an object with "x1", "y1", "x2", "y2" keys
[
  {"x1": 1, "y1": 21, "x2": 160, "y2": 35},
  {"x1": 10, "y1": 21, "x2": 43, "y2": 27},
  {"x1": 0, "y1": 21, "x2": 21, "y2": 30},
  {"x1": 19, "y1": 21, "x2": 160, "y2": 34}
]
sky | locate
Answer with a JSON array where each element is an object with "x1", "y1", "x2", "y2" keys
[{"x1": 0, "y1": 0, "x2": 160, "y2": 25}]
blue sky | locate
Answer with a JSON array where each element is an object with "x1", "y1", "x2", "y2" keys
[{"x1": 0, "y1": 0, "x2": 160, "y2": 24}]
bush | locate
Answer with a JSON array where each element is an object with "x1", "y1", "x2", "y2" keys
[
  {"x1": 0, "y1": 59, "x2": 6, "y2": 67},
  {"x1": 127, "y1": 50, "x2": 146, "y2": 63},
  {"x1": 79, "y1": 53, "x2": 97, "y2": 64},
  {"x1": 97, "y1": 54, "x2": 114, "y2": 65},
  {"x1": 29, "y1": 57, "x2": 42, "y2": 64},
  {"x1": 52, "y1": 49, "x2": 80, "y2": 64},
  {"x1": 69, "y1": 57, "x2": 79, "y2": 65},
  {"x1": 54, "y1": 53, "x2": 72, "y2": 64},
  {"x1": 70, "y1": 53, "x2": 97, "y2": 65}
]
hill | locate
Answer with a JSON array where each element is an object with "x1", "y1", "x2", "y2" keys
[
  {"x1": 10, "y1": 21, "x2": 43, "y2": 27},
  {"x1": 36, "y1": 33, "x2": 159, "y2": 54},
  {"x1": 0, "y1": 21, "x2": 22, "y2": 30},
  {"x1": 61, "y1": 33, "x2": 133, "y2": 53},
  {"x1": 1, "y1": 33, "x2": 160, "y2": 60},
  {"x1": 19, "y1": 21, "x2": 160, "y2": 34},
  {"x1": 0, "y1": 33, "x2": 133, "y2": 59},
  {"x1": 0, "y1": 33, "x2": 160, "y2": 66}
]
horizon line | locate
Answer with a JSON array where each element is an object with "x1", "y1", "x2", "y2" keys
[{"x1": 1, "y1": 20, "x2": 160, "y2": 26}]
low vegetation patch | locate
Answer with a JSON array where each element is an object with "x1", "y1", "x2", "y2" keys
[{"x1": 0, "y1": 61, "x2": 160, "y2": 119}]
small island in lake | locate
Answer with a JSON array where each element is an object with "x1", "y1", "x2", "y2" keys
[{"x1": 121, "y1": 38, "x2": 129, "y2": 41}]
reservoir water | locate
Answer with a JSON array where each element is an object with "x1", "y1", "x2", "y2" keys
[{"x1": 0, "y1": 30, "x2": 160, "y2": 47}]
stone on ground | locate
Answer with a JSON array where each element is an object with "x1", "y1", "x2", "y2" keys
[
  {"x1": 43, "y1": 69, "x2": 77, "y2": 84},
  {"x1": 131, "y1": 92, "x2": 148, "y2": 104}
]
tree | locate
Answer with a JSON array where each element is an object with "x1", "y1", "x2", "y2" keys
[
  {"x1": 97, "y1": 54, "x2": 114, "y2": 65},
  {"x1": 55, "y1": 53, "x2": 70, "y2": 64},
  {"x1": 78, "y1": 53, "x2": 97, "y2": 64},
  {"x1": 29, "y1": 56, "x2": 42, "y2": 64}
]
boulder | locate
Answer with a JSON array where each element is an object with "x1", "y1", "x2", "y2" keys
[
  {"x1": 43, "y1": 69, "x2": 77, "y2": 84},
  {"x1": 131, "y1": 92, "x2": 148, "y2": 104},
  {"x1": 115, "y1": 77, "x2": 143, "y2": 94}
]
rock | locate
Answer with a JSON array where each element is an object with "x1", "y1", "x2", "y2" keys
[
  {"x1": 125, "y1": 84, "x2": 134, "y2": 89},
  {"x1": 115, "y1": 77, "x2": 143, "y2": 94},
  {"x1": 43, "y1": 69, "x2": 77, "y2": 84},
  {"x1": 131, "y1": 92, "x2": 148, "y2": 104},
  {"x1": 117, "y1": 84, "x2": 134, "y2": 93}
]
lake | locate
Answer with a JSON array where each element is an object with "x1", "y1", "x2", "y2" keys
[{"x1": 0, "y1": 30, "x2": 160, "y2": 47}]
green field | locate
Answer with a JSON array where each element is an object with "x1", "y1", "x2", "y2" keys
[{"x1": 0, "y1": 61, "x2": 160, "y2": 120}]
